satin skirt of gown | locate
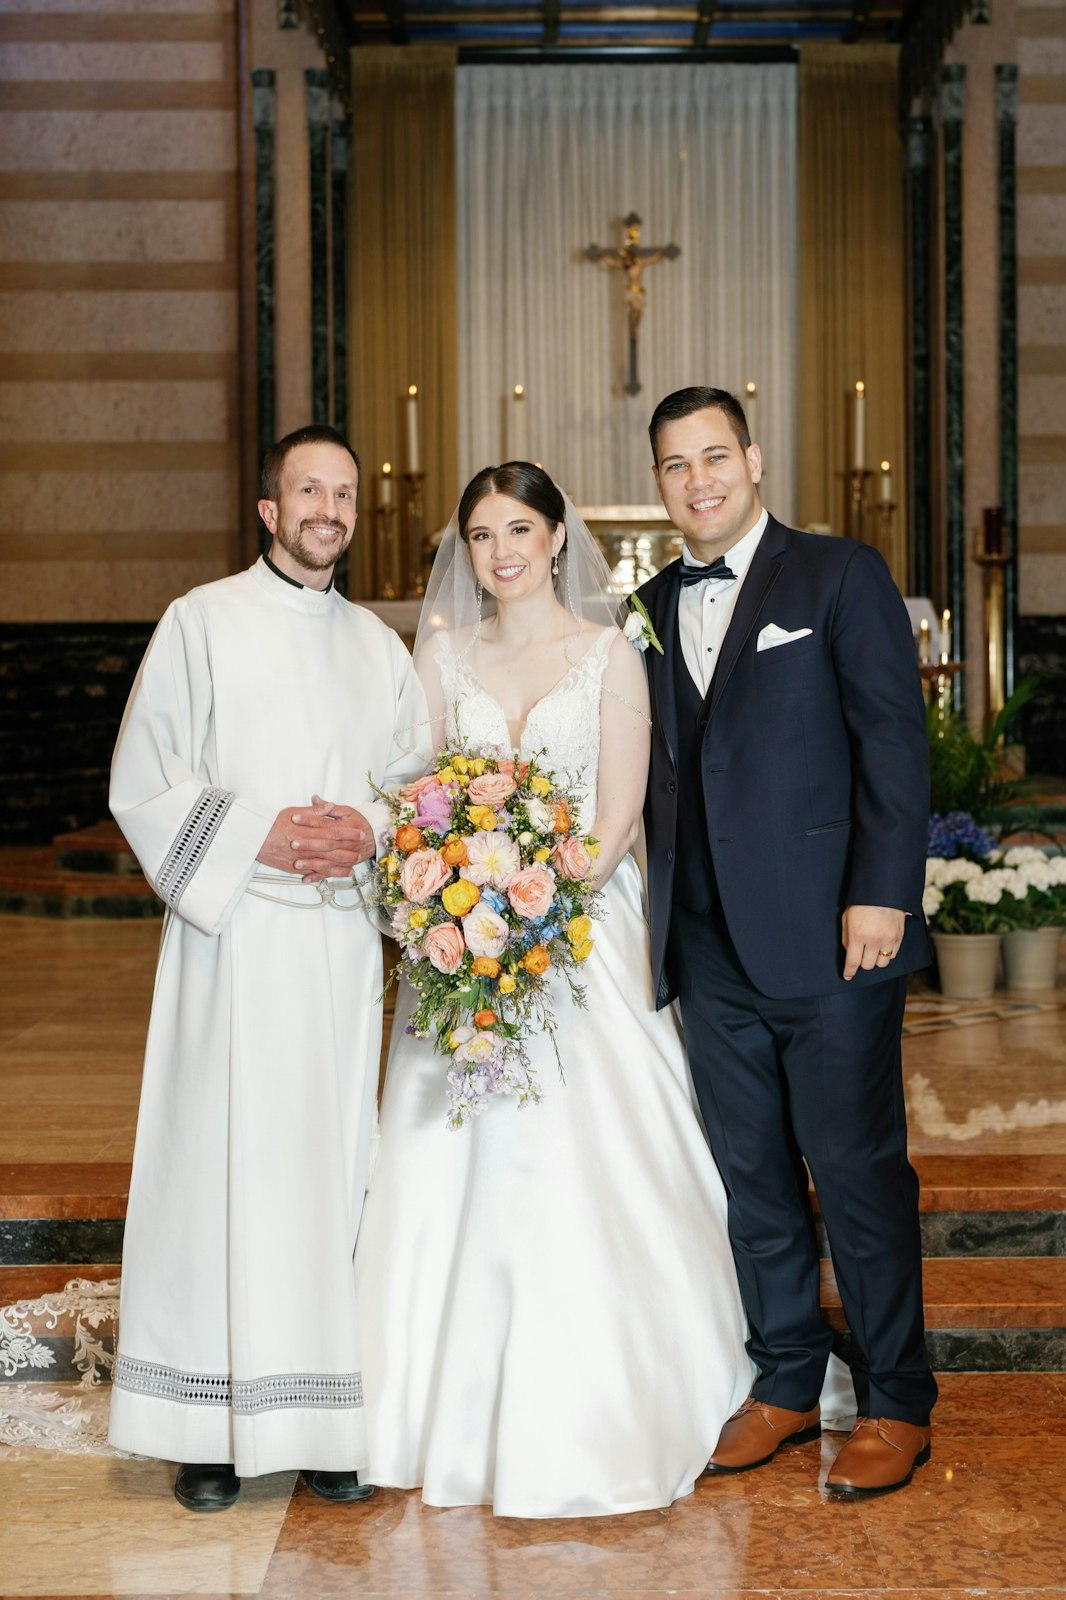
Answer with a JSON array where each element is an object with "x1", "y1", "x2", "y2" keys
[{"x1": 356, "y1": 852, "x2": 757, "y2": 1518}]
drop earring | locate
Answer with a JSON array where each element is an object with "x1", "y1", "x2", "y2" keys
[{"x1": 552, "y1": 553, "x2": 560, "y2": 578}]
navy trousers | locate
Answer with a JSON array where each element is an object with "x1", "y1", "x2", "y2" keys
[{"x1": 669, "y1": 900, "x2": 937, "y2": 1426}]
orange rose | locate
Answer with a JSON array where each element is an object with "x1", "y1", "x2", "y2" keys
[
  {"x1": 472, "y1": 955, "x2": 500, "y2": 978},
  {"x1": 441, "y1": 836, "x2": 469, "y2": 867},
  {"x1": 553, "y1": 800, "x2": 572, "y2": 835},
  {"x1": 473, "y1": 1008, "x2": 497, "y2": 1029},
  {"x1": 522, "y1": 944, "x2": 551, "y2": 976},
  {"x1": 395, "y1": 823, "x2": 424, "y2": 854}
]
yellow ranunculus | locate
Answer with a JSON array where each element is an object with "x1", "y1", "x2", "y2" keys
[
  {"x1": 522, "y1": 944, "x2": 551, "y2": 975},
  {"x1": 529, "y1": 775, "x2": 554, "y2": 797},
  {"x1": 437, "y1": 766, "x2": 457, "y2": 785},
  {"x1": 383, "y1": 854, "x2": 400, "y2": 878},
  {"x1": 567, "y1": 915, "x2": 592, "y2": 946},
  {"x1": 408, "y1": 908, "x2": 429, "y2": 928},
  {"x1": 572, "y1": 938, "x2": 594, "y2": 962},
  {"x1": 467, "y1": 805, "x2": 497, "y2": 831},
  {"x1": 533, "y1": 845, "x2": 551, "y2": 863},
  {"x1": 469, "y1": 758, "x2": 487, "y2": 776},
  {"x1": 441, "y1": 879, "x2": 481, "y2": 917},
  {"x1": 587, "y1": 840, "x2": 601, "y2": 858},
  {"x1": 498, "y1": 973, "x2": 517, "y2": 994},
  {"x1": 452, "y1": 755, "x2": 469, "y2": 774},
  {"x1": 472, "y1": 955, "x2": 500, "y2": 978}
]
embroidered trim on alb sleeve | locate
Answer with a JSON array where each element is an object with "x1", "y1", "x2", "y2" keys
[
  {"x1": 113, "y1": 1353, "x2": 364, "y2": 1412},
  {"x1": 155, "y1": 785, "x2": 234, "y2": 909}
]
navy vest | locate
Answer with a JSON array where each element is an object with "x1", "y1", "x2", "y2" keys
[{"x1": 672, "y1": 624, "x2": 718, "y2": 913}]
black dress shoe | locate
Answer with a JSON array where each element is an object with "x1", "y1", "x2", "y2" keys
[
  {"x1": 174, "y1": 1463, "x2": 241, "y2": 1511},
  {"x1": 304, "y1": 1469, "x2": 375, "y2": 1502}
]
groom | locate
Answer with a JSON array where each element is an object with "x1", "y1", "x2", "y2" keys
[{"x1": 637, "y1": 387, "x2": 936, "y2": 1499}]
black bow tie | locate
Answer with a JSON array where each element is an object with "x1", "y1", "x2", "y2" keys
[{"x1": 678, "y1": 556, "x2": 737, "y2": 588}]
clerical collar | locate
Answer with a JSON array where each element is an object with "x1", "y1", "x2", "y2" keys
[{"x1": 263, "y1": 552, "x2": 333, "y2": 594}]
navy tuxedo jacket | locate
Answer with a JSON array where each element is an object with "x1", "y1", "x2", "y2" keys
[{"x1": 637, "y1": 516, "x2": 932, "y2": 1006}]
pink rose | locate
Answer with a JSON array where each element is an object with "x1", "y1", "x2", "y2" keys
[
  {"x1": 496, "y1": 759, "x2": 530, "y2": 780},
  {"x1": 507, "y1": 863, "x2": 556, "y2": 921},
  {"x1": 422, "y1": 922, "x2": 466, "y2": 974},
  {"x1": 466, "y1": 772, "x2": 517, "y2": 807},
  {"x1": 553, "y1": 835, "x2": 593, "y2": 880},
  {"x1": 462, "y1": 904, "x2": 510, "y2": 958},
  {"x1": 399, "y1": 848, "x2": 452, "y2": 904},
  {"x1": 401, "y1": 772, "x2": 444, "y2": 804}
]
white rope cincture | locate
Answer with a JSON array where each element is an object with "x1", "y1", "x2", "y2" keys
[{"x1": 245, "y1": 869, "x2": 372, "y2": 912}]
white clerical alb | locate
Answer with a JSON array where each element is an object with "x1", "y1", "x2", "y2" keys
[
  {"x1": 108, "y1": 558, "x2": 425, "y2": 1477},
  {"x1": 678, "y1": 507, "x2": 768, "y2": 695}
]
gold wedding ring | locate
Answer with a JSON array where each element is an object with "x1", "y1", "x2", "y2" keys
[{"x1": 879, "y1": 949, "x2": 894, "y2": 958}]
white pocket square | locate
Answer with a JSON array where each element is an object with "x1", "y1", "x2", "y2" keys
[{"x1": 757, "y1": 624, "x2": 813, "y2": 652}]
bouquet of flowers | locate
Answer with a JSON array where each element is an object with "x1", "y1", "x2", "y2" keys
[{"x1": 370, "y1": 747, "x2": 603, "y2": 1129}]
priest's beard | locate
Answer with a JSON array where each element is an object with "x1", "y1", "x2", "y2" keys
[{"x1": 276, "y1": 515, "x2": 353, "y2": 574}]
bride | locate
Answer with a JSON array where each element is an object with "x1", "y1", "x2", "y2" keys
[{"x1": 354, "y1": 462, "x2": 843, "y2": 1518}]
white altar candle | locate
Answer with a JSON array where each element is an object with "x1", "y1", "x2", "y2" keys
[
  {"x1": 509, "y1": 384, "x2": 527, "y2": 461},
  {"x1": 918, "y1": 618, "x2": 931, "y2": 664},
  {"x1": 852, "y1": 381, "x2": 865, "y2": 470},
  {"x1": 940, "y1": 607, "x2": 951, "y2": 665},
  {"x1": 880, "y1": 460, "x2": 892, "y2": 504},
  {"x1": 405, "y1": 385, "x2": 420, "y2": 474},
  {"x1": 745, "y1": 380, "x2": 758, "y2": 444},
  {"x1": 379, "y1": 462, "x2": 393, "y2": 506}
]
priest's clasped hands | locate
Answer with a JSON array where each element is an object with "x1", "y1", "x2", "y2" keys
[{"x1": 258, "y1": 793, "x2": 376, "y2": 882}]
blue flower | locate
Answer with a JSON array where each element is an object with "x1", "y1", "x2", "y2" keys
[
  {"x1": 928, "y1": 811, "x2": 997, "y2": 861},
  {"x1": 481, "y1": 888, "x2": 506, "y2": 914}
]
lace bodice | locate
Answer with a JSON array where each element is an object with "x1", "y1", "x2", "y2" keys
[{"x1": 433, "y1": 629, "x2": 616, "y2": 827}]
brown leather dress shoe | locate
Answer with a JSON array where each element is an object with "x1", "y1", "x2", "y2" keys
[
  {"x1": 706, "y1": 1397, "x2": 821, "y2": 1474},
  {"x1": 825, "y1": 1416, "x2": 931, "y2": 1499}
]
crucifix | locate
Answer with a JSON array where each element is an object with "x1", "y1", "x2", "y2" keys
[{"x1": 585, "y1": 212, "x2": 680, "y2": 396}]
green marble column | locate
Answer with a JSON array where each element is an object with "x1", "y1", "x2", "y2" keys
[
  {"x1": 306, "y1": 69, "x2": 331, "y2": 430},
  {"x1": 997, "y1": 64, "x2": 1019, "y2": 696},
  {"x1": 941, "y1": 64, "x2": 966, "y2": 710},
  {"x1": 252, "y1": 69, "x2": 276, "y2": 557},
  {"x1": 908, "y1": 116, "x2": 934, "y2": 600}
]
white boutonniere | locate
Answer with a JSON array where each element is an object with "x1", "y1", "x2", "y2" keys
[{"x1": 624, "y1": 594, "x2": 664, "y2": 655}]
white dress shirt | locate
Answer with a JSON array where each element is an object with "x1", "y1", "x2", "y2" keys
[{"x1": 678, "y1": 509, "x2": 769, "y2": 695}]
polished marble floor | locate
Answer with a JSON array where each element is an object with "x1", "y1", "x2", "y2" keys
[{"x1": 1, "y1": 916, "x2": 1065, "y2": 1599}]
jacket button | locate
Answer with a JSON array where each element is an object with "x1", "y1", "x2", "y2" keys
[
  {"x1": 666, "y1": 849, "x2": 675, "y2": 863},
  {"x1": 668, "y1": 781, "x2": 676, "y2": 794}
]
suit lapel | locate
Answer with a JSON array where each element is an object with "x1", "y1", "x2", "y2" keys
[
  {"x1": 707, "y1": 516, "x2": 788, "y2": 719},
  {"x1": 642, "y1": 567, "x2": 680, "y2": 768}
]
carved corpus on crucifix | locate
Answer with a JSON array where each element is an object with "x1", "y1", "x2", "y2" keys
[{"x1": 585, "y1": 212, "x2": 680, "y2": 396}]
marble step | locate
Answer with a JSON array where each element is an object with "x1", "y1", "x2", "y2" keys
[{"x1": 0, "y1": 845, "x2": 160, "y2": 918}]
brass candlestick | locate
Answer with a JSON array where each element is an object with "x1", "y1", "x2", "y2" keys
[
  {"x1": 402, "y1": 470, "x2": 427, "y2": 598},
  {"x1": 873, "y1": 500, "x2": 895, "y2": 558},
  {"x1": 974, "y1": 536, "x2": 1010, "y2": 726},
  {"x1": 838, "y1": 468, "x2": 873, "y2": 541},
  {"x1": 375, "y1": 498, "x2": 401, "y2": 601}
]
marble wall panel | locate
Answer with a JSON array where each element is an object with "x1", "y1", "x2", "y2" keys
[
  {"x1": 0, "y1": 200, "x2": 226, "y2": 262},
  {"x1": 1020, "y1": 36, "x2": 1066, "y2": 72},
  {"x1": 1, "y1": 468, "x2": 236, "y2": 535},
  {"x1": 1019, "y1": 283, "x2": 1066, "y2": 342},
  {"x1": 1019, "y1": 553, "x2": 1066, "y2": 613},
  {"x1": 0, "y1": 110, "x2": 236, "y2": 172},
  {"x1": 0, "y1": 41, "x2": 226, "y2": 80},
  {"x1": 0, "y1": 289, "x2": 237, "y2": 350},
  {"x1": 1018, "y1": 105, "x2": 1066, "y2": 165},
  {"x1": 0, "y1": 379, "x2": 228, "y2": 443},
  {"x1": 1019, "y1": 463, "x2": 1066, "y2": 524},
  {"x1": 1020, "y1": 375, "x2": 1066, "y2": 434},
  {"x1": 0, "y1": 559, "x2": 228, "y2": 622},
  {"x1": 1019, "y1": 194, "x2": 1066, "y2": 255}
]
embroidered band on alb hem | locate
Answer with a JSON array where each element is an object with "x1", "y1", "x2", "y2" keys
[
  {"x1": 114, "y1": 1354, "x2": 363, "y2": 1412},
  {"x1": 155, "y1": 785, "x2": 234, "y2": 910}
]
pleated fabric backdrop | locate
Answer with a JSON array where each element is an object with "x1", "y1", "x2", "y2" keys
[
  {"x1": 797, "y1": 44, "x2": 908, "y2": 583},
  {"x1": 454, "y1": 63, "x2": 798, "y2": 517}
]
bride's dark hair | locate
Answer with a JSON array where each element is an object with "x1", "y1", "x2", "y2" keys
[{"x1": 457, "y1": 461, "x2": 567, "y2": 545}]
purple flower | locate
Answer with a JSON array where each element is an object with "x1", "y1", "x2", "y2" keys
[
  {"x1": 928, "y1": 811, "x2": 997, "y2": 861},
  {"x1": 414, "y1": 785, "x2": 455, "y2": 831}
]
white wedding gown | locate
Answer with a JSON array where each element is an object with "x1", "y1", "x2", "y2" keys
[{"x1": 354, "y1": 629, "x2": 849, "y2": 1517}]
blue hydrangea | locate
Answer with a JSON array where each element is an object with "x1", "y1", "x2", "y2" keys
[
  {"x1": 927, "y1": 811, "x2": 997, "y2": 861},
  {"x1": 481, "y1": 888, "x2": 507, "y2": 914}
]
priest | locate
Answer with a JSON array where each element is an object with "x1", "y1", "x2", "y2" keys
[{"x1": 108, "y1": 425, "x2": 426, "y2": 1510}]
